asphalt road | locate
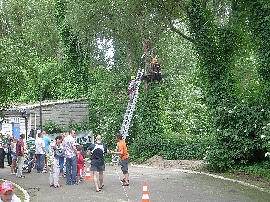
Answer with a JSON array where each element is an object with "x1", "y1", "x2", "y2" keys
[{"x1": 1, "y1": 164, "x2": 270, "y2": 202}]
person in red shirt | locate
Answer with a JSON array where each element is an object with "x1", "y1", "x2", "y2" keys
[
  {"x1": 76, "y1": 145, "x2": 85, "y2": 184},
  {"x1": 110, "y1": 133, "x2": 129, "y2": 186},
  {"x1": 16, "y1": 134, "x2": 25, "y2": 178}
]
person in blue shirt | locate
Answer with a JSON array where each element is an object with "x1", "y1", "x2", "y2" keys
[{"x1": 42, "y1": 131, "x2": 51, "y2": 172}]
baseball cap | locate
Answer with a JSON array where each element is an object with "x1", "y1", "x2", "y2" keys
[{"x1": 0, "y1": 181, "x2": 14, "y2": 194}]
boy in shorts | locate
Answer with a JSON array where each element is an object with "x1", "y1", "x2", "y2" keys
[{"x1": 110, "y1": 133, "x2": 129, "y2": 186}]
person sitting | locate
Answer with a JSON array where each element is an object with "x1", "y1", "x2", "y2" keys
[{"x1": 151, "y1": 58, "x2": 162, "y2": 84}]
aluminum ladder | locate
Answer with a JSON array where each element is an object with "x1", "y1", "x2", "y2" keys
[{"x1": 111, "y1": 68, "x2": 144, "y2": 165}]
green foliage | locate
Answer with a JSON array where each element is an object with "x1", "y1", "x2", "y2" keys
[
  {"x1": 2, "y1": 0, "x2": 270, "y2": 178},
  {"x1": 69, "y1": 118, "x2": 91, "y2": 133},
  {"x1": 235, "y1": 161, "x2": 270, "y2": 181},
  {"x1": 260, "y1": 122, "x2": 270, "y2": 159},
  {"x1": 0, "y1": 38, "x2": 28, "y2": 108},
  {"x1": 244, "y1": 1, "x2": 270, "y2": 95},
  {"x1": 183, "y1": 0, "x2": 270, "y2": 171},
  {"x1": 129, "y1": 78, "x2": 211, "y2": 162},
  {"x1": 203, "y1": 96, "x2": 269, "y2": 171},
  {"x1": 86, "y1": 67, "x2": 128, "y2": 149},
  {"x1": 43, "y1": 120, "x2": 63, "y2": 134}
]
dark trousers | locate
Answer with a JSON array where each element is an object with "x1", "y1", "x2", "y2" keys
[
  {"x1": 59, "y1": 156, "x2": 65, "y2": 173},
  {"x1": 36, "y1": 154, "x2": 45, "y2": 172},
  {"x1": 7, "y1": 152, "x2": 12, "y2": 166},
  {"x1": 0, "y1": 148, "x2": 4, "y2": 168},
  {"x1": 154, "y1": 72, "x2": 162, "y2": 83},
  {"x1": 65, "y1": 156, "x2": 77, "y2": 185}
]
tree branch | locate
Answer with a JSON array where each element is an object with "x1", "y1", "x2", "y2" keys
[{"x1": 168, "y1": 19, "x2": 196, "y2": 44}]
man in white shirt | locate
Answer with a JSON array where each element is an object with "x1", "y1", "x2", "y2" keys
[
  {"x1": 35, "y1": 132, "x2": 46, "y2": 173},
  {"x1": 63, "y1": 130, "x2": 77, "y2": 185}
]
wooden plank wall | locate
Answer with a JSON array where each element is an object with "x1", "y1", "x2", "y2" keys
[{"x1": 28, "y1": 99, "x2": 89, "y2": 130}]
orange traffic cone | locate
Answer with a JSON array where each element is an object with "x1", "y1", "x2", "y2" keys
[
  {"x1": 84, "y1": 167, "x2": 92, "y2": 180},
  {"x1": 142, "y1": 181, "x2": 150, "y2": 202}
]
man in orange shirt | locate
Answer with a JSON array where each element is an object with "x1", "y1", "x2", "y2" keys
[{"x1": 110, "y1": 133, "x2": 129, "y2": 186}]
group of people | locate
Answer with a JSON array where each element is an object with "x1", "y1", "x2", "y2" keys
[
  {"x1": 59, "y1": 130, "x2": 130, "y2": 192},
  {"x1": 88, "y1": 133, "x2": 130, "y2": 192},
  {"x1": 1, "y1": 129, "x2": 130, "y2": 197}
]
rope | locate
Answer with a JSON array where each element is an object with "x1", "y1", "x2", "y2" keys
[{"x1": 113, "y1": 164, "x2": 130, "y2": 202}]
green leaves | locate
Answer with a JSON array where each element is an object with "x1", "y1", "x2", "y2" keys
[
  {"x1": 44, "y1": 120, "x2": 63, "y2": 134},
  {"x1": 1, "y1": 0, "x2": 270, "y2": 174}
]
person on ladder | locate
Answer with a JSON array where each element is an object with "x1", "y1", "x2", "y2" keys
[
  {"x1": 128, "y1": 76, "x2": 136, "y2": 102},
  {"x1": 151, "y1": 58, "x2": 162, "y2": 84}
]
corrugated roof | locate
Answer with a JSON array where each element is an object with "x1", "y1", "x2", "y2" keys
[{"x1": 3, "y1": 98, "x2": 89, "y2": 112}]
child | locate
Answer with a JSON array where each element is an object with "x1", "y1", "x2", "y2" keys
[
  {"x1": 0, "y1": 180, "x2": 21, "y2": 202},
  {"x1": 76, "y1": 145, "x2": 85, "y2": 184},
  {"x1": 128, "y1": 76, "x2": 136, "y2": 101},
  {"x1": 10, "y1": 138, "x2": 17, "y2": 175}
]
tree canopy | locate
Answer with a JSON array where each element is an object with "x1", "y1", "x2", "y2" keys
[{"x1": 1, "y1": 0, "x2": 270, "y2": 171}]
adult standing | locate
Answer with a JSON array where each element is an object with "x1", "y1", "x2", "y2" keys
[
  {"x1": 0, "y1": 139, "x2": 4, "y2": 168},
  {"x1": 6, "y1": 135, "x2": 12, "y2": 167},
  {"x1": 63, "y1": 130, "x2": 77, "y2": 185},
  {"x1": 110, "y1": 133, "x2": 129, "y2": 186},
  {"x1": 88, "y1": 135, "x2": 108, "y2": 192},
  {"x1": 16, "y1": 134, "x2": 25, "y2": 178},
  {"x1": 49, "y1": 136, "x2": 63, "y2": 188},
  {"x1": 42, "y1": 131, "x2": 51, "y2": 172},
  {"x1": 35, "y1": 132, "x2": 46, "y2": 173},
  {"x1": 151, "y1": 57, "x2": 162, "y2": 84}
]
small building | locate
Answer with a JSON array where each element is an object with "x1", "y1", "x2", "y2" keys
[{"x1": 0, "y1": 99, "x2": 89, "y2": 139}]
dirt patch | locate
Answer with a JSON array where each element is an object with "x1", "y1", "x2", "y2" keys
[{"x1": 143, "y1": 155, "x2": 205, "y2": 170}]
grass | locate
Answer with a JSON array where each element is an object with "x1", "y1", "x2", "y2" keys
[{"x1": 194, "y1": 163, "x2": 270, "y2": 193}]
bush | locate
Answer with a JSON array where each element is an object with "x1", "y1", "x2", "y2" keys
[{"x1": 43, "y1": 120, "x2": 63, "y2": 134}]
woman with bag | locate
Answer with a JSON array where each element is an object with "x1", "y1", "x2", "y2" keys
[{"x1": 49, "y1": 136, "x2": 64, "y2": 188}]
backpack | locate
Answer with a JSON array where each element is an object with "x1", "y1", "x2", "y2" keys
[
  {"x1": 53, "y1": 143, "x2": 65, "y2": 158},
  {"x1": 54, "y1": 148, "x2": 64, "y2": 158}
]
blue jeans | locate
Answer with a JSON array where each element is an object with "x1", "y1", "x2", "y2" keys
[
  {"x1": 36, "y1": 154, "x2": 45, "y2": 172},
  {"x1": 65, "y1": 156, "x2": 77, "y2": 184},
  {"x1": 59, "y1": 157, "x2": 65, "y2": 173}
]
